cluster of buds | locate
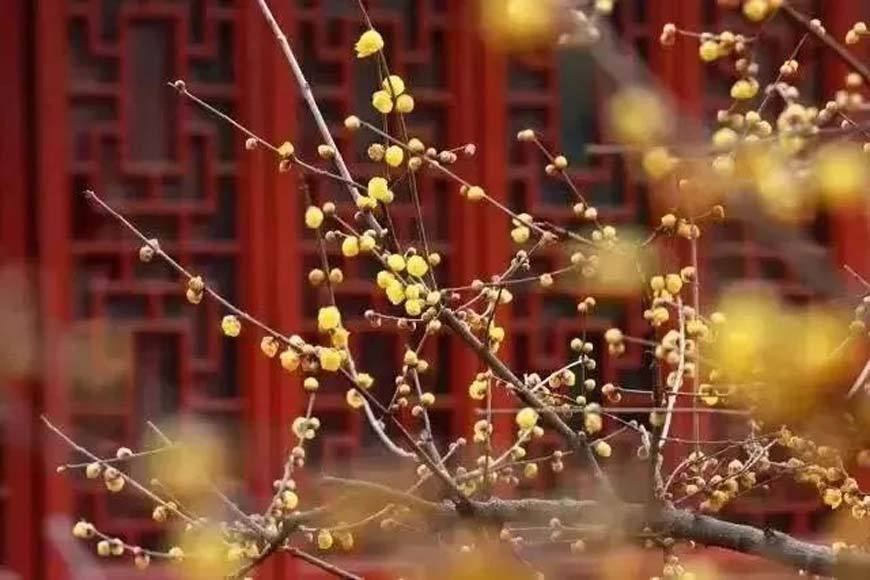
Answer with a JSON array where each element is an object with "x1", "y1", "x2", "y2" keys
[
  {"x1": 697, "y1": 30, "x2": 748, "y2": 63},
  {"x1": 186, "y1": 275, "x2": 204, "y2": 305},
  {"x1": 779, "y1": 428, "x2": 870, "y2": 518},
  {"x1": 371, "y1": 74, "x2": 415, "y2": 115},
  {"x1": 571, "y1": 201, "x2": 599, "y2": 222},
  {"x1": 603, "y1": 327, "x2": 625, "y2": 356}
]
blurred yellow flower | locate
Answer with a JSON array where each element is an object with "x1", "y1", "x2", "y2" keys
[
  {"x1": 608, "y1": 88, "x2": 672, "y2": 146},
  {"x1": 814, "y1": 143, "x2": 867, "y2": 205}
]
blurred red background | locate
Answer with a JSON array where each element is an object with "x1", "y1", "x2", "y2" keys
[{"x1": 1, "y1": 1, "x2": 869, "y2": 578}]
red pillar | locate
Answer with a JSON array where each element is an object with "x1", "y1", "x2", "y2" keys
[
  {"x1": 35, "y1": 0, "x2": 74, "y2": 576},
  {"x1": 823, "y1": 0, "x2": 870, "y2": 281},
  {"x1": 0, "y1": 0, "x2": 36, "y2": 577}
]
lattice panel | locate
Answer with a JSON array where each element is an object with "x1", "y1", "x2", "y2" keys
[
  {"x1": 292, "y1": 0, "x2": 467, "y2": 467},
  {"x1": 503, "y1": 0, "x2": 658, "y2": 480},
  {"x1": 64, "y1": 0, "x2": 246, "y2": 551}
]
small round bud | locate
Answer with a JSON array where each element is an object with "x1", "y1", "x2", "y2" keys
[{"x1": 344, "y1": 116, "x2": 361, "y2": 130}]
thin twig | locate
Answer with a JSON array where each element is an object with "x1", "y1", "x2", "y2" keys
[{"x1": 253, "y1": 0, "x2": 384, "y2": 236}]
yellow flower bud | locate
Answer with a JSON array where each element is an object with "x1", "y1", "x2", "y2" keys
[
  {"x1": 73, "y1": 521, "x2": 94, "y2": 538},
  {"x1": 584, "y1": 413, "x2": 603, "y2": 434},
  {"x1": 376, "y1": 270, "x2": 395, "y2": 289},
  {"x1": 305, "y1": 206, "x2": 324, "y2": 229},
  {"x1": 346, "y1": 388, "x2": 365, "y2": 409},
  {"x1": 85, "y1": 462, "x2": 102, "y2": 479},
  {"x1": 280, "y1": 349, "x2": 300, "y2": 372},
  {"x1": 396, "y1": 94, "x2": 415, "y2": 113},
  {"x1": 220, "y1": 315, "x2": 241, "y2": 337},
  {"x1": 699, "y1": 40, "x2": 720, "y2": 62},
  {"x1": 742, "y1": 0, "x2": 769, "y2": 22},
  {"x1": 282, "y1": 490, "x2": 299, "y2": 510},
  {"x1": 594, "y1": 440, "x2": 612, "y2": 458},
  {"x1": 515, "y1": 407, "x2": 539, "y2": 430},
  {"x1": 466, "y1": 185, "x2": 485, "y2": 201},
  {"x1": 359, "y1": 234, "x2": 376, "y2": 252},
  {"x1": 341, "y1": 236, "x2": 360, "y2": 257},
  {"x1": 730, "y1": 78, "x2": 759, "y2": 100},
  {"x1": 524, "y1": 463, "x2": 539, "y2": 478},
  {"x1": 382, "y1": 75, "x2": 406, "y2": 96},
  {"x1": 372, "y1": 90, "x2": 394, "y2": 114},
  {"x1": 384, "y1": 145, "x2": 404, "y2": 167},
  {"x1": 407, "y1": 255, "x2": 429, "y2": 278},
  {"x1": 387, "y1": 253, "x2": 406, "y2": 272},
  {"x1": 511, "y1": 226, "x2": 530, "y2": 244},
  {"x1": 385, "y1": 280, "x2": 405, "y2": 305},
  {"x1": 665, "y1": 273, "x2": 683, "y2": 294},
  {"x1": 261, "y1": 336, "x2": 279, "y2": 358},
  {"x1": 355, "y1": 373, "x2": 374, "y2": 389},
  {"x1": 319, "y1": 348, "x2": 342, "y2": 372},
  {"x1": 317, "y1": 529, "x2": 334, "y2": 550},
  {"x1": 367, "y1": 176, "x2": 391, "y2": 202},
  {"x1": 604, "y1": 328, "x2": 623, "y2": 344},
  {"x1": 317, "y1": 306, "x2": 341, "y2": 332},
  {"x1": 355, "y1": 29, "x2": 384, "y2": 58},
  {"x1": 277, "y1": 141, "x2": 295, "y2": 158},
  {"x1": 405, "y1": 298, "x2": 423, "y2": 316},
  {"x1": 332, "y1": 327, "x2": 350, "y2": 348}
]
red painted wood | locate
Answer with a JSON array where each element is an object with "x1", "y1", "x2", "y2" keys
[
  {"x1": 14, "y1": 2, "x2": 869, "y2": 575},
  {"x1": 239, "y1": 3, "x2": 284, "y2": 579},
  {"x1": 262, "y1": 4, "x2": 302, "y2": 578},
  {"x1": 823, "y1": 0, "x2": 870, "y2": 281},
  {"x1": 446, "y1": 0, "x2": 487, "y2": 452},
  {"x1": 0, "y1": 0, "x2": 36, "y2": 577},
  {"x1": 36, "y1": 0, "x2": 73, "y2": 575},
  {"x1": 476, "y1": 19, "x2": 513, "y2": 452}
]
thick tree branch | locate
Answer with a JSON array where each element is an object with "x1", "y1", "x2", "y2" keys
[
  {"x1": 656, "y1": 507, "x2": 870, "y2": 578},
  {"x1": 312, "y1": 480, "x2": 870, "y2": 578}
]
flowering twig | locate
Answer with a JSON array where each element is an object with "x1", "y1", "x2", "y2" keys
[{"x1": 253, "y1": 0, "x2": 384, "y2": 236}]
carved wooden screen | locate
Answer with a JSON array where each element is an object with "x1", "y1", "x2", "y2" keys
[
  {"x1": 488, "y1": 0, "x2": 682, "y2": 497},
  {"x1": 12, "y1": 0, "x2": 869, "y2": 578},
  {"x1": 33, "y1": 1, "x2": 288, "y2": 577},
  {"x1": 291, "y1": 0, "x2": 473, "y2": 472}
]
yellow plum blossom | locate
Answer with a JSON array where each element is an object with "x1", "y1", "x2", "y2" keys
[{"x1": 355, "y1": 29, "x2": 384, "y2": 58}]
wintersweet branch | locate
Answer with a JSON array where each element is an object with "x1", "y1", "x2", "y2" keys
[
  {"x1": 780, "y1": 3, "x2": 870, "y2": 85},
  {"x1": 437, "y1": 308, "x2": 616, "y2": 499},
  {"x1": 253, "y1": 0, "x2": 385, "y2": 236}
]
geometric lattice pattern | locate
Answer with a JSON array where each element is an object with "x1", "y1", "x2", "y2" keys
[
  {"x1": 66, "y1": 0, "x2": 245, "y2": 554},
  {"x1": 5, "y1": 0, "x2": 865, "y2": 578}
]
